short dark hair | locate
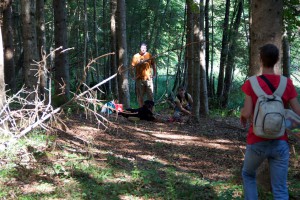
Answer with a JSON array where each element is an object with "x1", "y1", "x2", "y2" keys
[
  {"x1": 259, "y1": 44, "x2": 279, "y2": 68},
  {"x1": 177, "y1": 86, "x2": 186, "y2": 91},
  {"x1": 140, "y1": 42, "x2": 147, "y2": 47}
]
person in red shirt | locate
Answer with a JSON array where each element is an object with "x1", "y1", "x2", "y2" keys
[
  {"x1": 131, "y1": 43, "x2": 157, "y2": 107},
  {"x1": 240, "y1": 44, "x2": 300, "y2": 200}
]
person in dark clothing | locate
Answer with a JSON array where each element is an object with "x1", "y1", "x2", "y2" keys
[{"x1": 119, "y1": 100, "x2": 155, "y2": 121}]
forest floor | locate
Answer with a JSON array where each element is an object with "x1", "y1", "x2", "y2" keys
[
  {"x1": 1, "y1": 108, "x2": 300, "y2": 199},
  {"x1": 64, "y1": 111, "x2": 247, "y2": 182}
]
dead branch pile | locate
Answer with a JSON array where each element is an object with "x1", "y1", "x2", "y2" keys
[{"x1": 0, "y1": 49, "x2": 116, "y2": 151}]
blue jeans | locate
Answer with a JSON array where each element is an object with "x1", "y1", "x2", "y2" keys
[{"x1": 242, "y1": 140, "x2": 289, "y2": 200}]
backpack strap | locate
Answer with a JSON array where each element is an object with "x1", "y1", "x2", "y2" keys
[
  {"x1": 249, "y1": 75, "x2": 287, "y2": 97},
  {"x1": 260, "y1": 75, "x2": 276, "y2": 93},
  {"x1": 249, "y1": 76, "x2": 267, "y2": 97},
  {"x1": 274, "y1": 76, "x2": 287, "y2": 97}
]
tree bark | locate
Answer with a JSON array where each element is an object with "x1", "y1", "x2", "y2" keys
[
  {"x1": 209, "y1": 0, "x2": 215, "y2": 96},
  {"x1": 249, "y1": 0, "x2": 283, "y2": 76},
  {"x1": 110, "y1": 0, "x2": 118, "y2": 97},
  {"x1": 0, "y1": 26, "x2": 6, "y2": 120},
  {"x1": 117, "y1": 0, "x2": 130, "y2": 108},
  {"x1": 36, "y1": 0, "x2": 47, "y2": 99},
  {"x1": 2, "y1": 0, "x2": 15, "y2": 92},
  {"x1": 93, "y1": 0, "x2": 100, "y2": 83},
  {"x1": 204, "y1": 0, "x2": 210, "y2": 97},
  {"x1": 21, "y1": 0, "x2": 39, "y2": 101},
  {"x1": 222, "y1": 0, "x2": 243, "y2": 108},
  {"x1": 186, "y1": 0, "x2": 194, "y2": 95},
  {"x1": 53, "y1": 0, "x2": 70, "y2": 103},
  {"x1": 282, "y1": 34, "x2": 290, "y2": 78},
  {"x1": 216, "y1": 0, "x2": 230, "y2": 98},
  {"x1": 191, "y1": 0, "x2": 201, "y2": 121},
  {"x1": 249, "y1": 0, "x2": 283, "y2": 192},
  {"x1": 199, "y1": 0, "x2": 209, "y2": 116}
]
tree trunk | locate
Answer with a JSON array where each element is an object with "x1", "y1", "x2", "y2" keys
[
  {"x1": 249, "y1": 0, "x2": 283, "y2": 192},
  {"x1": 53, "y1": 0, "x2": 70, "y2": 103},
  {"x1": 83, "y1": 0, "x2": 89, "y2": 86},
  {"x1": 21, "y1": 0, "x2": 39, "y2": 101},
  {"x1": 282, "y1": 34, "x2": 290, "y2": 78},
  {"x1": 93, "y1": 0, "x2": 100, "y2": 83},
  {"x1": 0, "y1": 26, "x2": 6, "y2": 120},
  {"x1": 186, "y1": 0, "x2": 194, "y2": 95},
  {"x1": 117, "y1": 0, "x2": 130, "y2": 108},
  {"x1": 222, "y1": 0, "x2": 242, "y2": 108},
  {"x1": 191, "y1": 1, "x2": 201, "y2": 121},
  {"x1": 199, "y1": 0, "x2": 209, "y2": 116},
  {"x1": 204, "y1": 0, "x2": 210, "y2": 97},
  {"x1": 2, "y1": 0, "x2": 15, "y2": 93},
  {"x1": 36, "y1": 0, "x2": 47, "y2": 100},
  {"x1": 103, "y1": 0, "x2": 111, "y2": 96},
  {"x1": 249, "y1": 0, "x2": 283, "y2": 76},
  {"x1": 209, "y1": 0, "x2": 214, "y2": 97},
  {"x1": 110, "y1": 0, "x2": 118, "y2": 97},
  {"x1": 216, "y1": 0, "x2": 230, "y2": 98}
]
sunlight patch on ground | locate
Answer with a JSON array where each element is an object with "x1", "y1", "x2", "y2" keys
[
  {"x1": 71, "y1": 125, "x2": 99, "y2": 131},
  {"x1": 21, "y1": 182, "x2": 55, "y2": 194},
  {"x1": 119, "y1": 194, "x2": 145, "y2": 200},
  {"x1": 151, "y1": 133, "x2": 199, "y2": 140},
  {"x1": 137, "y1": 154, "x2": 169, "y2": 165},
  {"x1": 151, "y1": 133, "x2": 232, "y2": 150}
]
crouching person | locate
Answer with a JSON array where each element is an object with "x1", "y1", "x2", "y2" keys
[{"x1": 172, "y1": 86, "x2": 193, "y2": 121}]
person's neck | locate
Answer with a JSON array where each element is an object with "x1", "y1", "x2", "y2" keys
[
  {"x1": 261, "y1": 67, "x2": 275, "y2": 75},
  {"x1": 140, "y1": 52, "x2": 146, "y2": 55}
]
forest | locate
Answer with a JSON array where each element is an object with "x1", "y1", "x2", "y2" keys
[{"x1": 0, "y1": 0, "x2": 300, "y2": 199}]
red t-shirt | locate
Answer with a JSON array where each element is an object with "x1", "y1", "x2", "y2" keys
[{"x1": 241, "y1": 74, "x2": 298, "y2": 144}]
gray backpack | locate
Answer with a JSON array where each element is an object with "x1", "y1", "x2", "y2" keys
[{"x1": 249, "y1": 75, "x2": 287, "y2": 139}]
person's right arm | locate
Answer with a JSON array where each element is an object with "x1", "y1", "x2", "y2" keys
[{"x1": 240, "y1": 95, "x2": 253, "y2": 128}]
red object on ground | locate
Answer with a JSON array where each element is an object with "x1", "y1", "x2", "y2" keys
[{"x1": 115, "y1": 104, "x2": 123, "y2": 112}]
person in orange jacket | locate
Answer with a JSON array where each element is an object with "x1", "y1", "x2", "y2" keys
[{"x1": 131, "y1": 43, "x2": 157, "y2": 107}]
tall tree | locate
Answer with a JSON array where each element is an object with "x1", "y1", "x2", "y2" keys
[
  {"x1": 249, "y1": 0, "x2": 284, "y2": 192},
  {"x1": 36, "y1": 0, "x2": 47, "y2": 99},
  {"x1": 204, "y1": 0, "x2": 210, "y2": 96},
  {"x1": 83, "y1": 0, "x2": 88, "y2": 85},
  {"x1": 53, "y1": 0, "x2": 70, "y2": 102},
  {"x1": 0, "y1": 25, "x2": 6, "y2": 117},
  {"x1": 21, "y1": 0, "x2": 39, "y2": 100},
  {"x1": 186, "y1": 0, "x2": 194, "y2": 95},
  {"x1": 209, "y1": 0, "x2": 215, "y2": 96},
  {"x1": 93, "y1": 0, "x2": 100, "y2": 82},
  {"x1": 216, "y1": 0, "x2": 230, "y2": 98},
  {"x1": 282, "y1": 34, "x2": 290, "y2": 77},
  {"x1": 222, "y1": 0, "x2": 243, "y2": 108},
  {"x1": 117, "y1": 0, "x2": 130, "y2": 108},
  {"x1": 191, "y1": 0, "x2": 201, "y2": 121},
  {"x1": 199, "y1": 0, "x2": 209, "y2": 116},
  {"x1": 110, "y1": 0, "x2": 118, "y2": 96},
  {"x1": 2, "y1": 0, "x2": 15, "y2": 92},
  {"x1": 249, "y1": 0, "x2": 283, "y2": 76}
]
